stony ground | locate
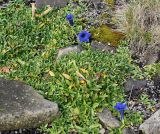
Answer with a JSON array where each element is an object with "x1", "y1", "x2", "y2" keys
[
  {"x1": 1, "y1": 128, "x2": 46, "y2": 134},
  {"x1": 127, "y1": 78, "x2": 160, "y2": 133},
  {"x1": 0, "y1": 0, "x2": 159, "y2": 134}
]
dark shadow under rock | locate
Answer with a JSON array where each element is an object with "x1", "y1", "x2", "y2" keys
[
  {"x1": 153, "y1": 75, "x2": 160, "y2": 89},
  {"x1": 1, "y1": 128, "x2": 47, "y2": 134}
]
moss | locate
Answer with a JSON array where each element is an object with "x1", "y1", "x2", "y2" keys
[
  {"x1": 91, "y1": 25, "x2": 125, "y2": 46},
  {"x1": 105, "y1": 0, "x2": 115, "y2": 7},
  {"x1": 100, "y1": 13, "x2": 111, "y2": 21}
]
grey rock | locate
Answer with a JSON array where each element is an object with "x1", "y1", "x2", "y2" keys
[
  {"x1": 35, "y1": 0, "x2": 69, "y2": 8},
  {"x1": 0, "y1": 78, "x2": 59, "y2": 131},
  {"x1": 123, "y1": 128, "x2": 135, "y2": 134},
  {"x1": 0, "y1": 2, "x2": 9, "y2": 9},
  {"x1": 140, "y1": 49, "x2": 160, "y2": 65},
  {"x1": 124, "y1": 78, "x2": 147, "y2": 92},
  {"x1": 97, "y1": 108, "x2": 120, "y2": 129},
  {"x1": 56, "y1": 45, "x2": 84, "y2": 59},
  {"x1": 153, "y1": 75, "x2": 160, "y2": 88},
  {"x1": 91, "y1": 41, "x2": 116, "y2": 53},
  {"x1": 99, "y1": 128, "x2": 105, "y2": 134},
  {"x1": 139, "y1": 109, "x2": 160, "y2": 134}
]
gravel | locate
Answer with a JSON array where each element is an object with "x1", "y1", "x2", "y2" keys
[
  {"x1": 126, "y1": 78, "x2": 160, "y2": 133},
  {"x1": 0, "y1": 128, "x2": 47, "y2": 134}
]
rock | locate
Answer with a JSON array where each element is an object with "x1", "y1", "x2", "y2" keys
[
  {"x1": 0, "y1": 3, "x2": 8, "y2": 9},
  {"x1": 35, "y1": 0, "x2": 69, "y2": 8},
  {"x1": 56, "y1": 45, "x2": 84, "y2": 59},
  {"x1": 92, "y1": 0, "x2": 101, "y2": 5},
  {"x1": 99, "y1": 128, "x2": 105, "y2": 134},
  {"x1": 124, "y1": 78, "x2": 147, "y2": 92},
  {"x1": 0, "y1": 78, "x2": 59, "y2": 131},
  {"x1": 139, "y1": 109, "x2": 160, "y2": 134},
  {"x1": 140, "y1": 49, "x2": 160, "y2": 65},
  {"x1": 97, "y1": 108, "x2": 120, "y2": 129},
  {"x1": 123, "y1": 128, "x2": 135, "y2": 134},
  {"x1": 91, "y1": 41, "x2": 116, "y2": 53},
  {"x1": 153, "y1": 75, "x2": 160, "y2": 89}
]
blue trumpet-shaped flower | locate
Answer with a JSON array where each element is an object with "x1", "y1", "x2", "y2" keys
[
  {"x1": 66, "y1": 14, "x2": 74, "y2": 26},
  {"x1": 114, "y1": 102, "x2": 128, "y2": 121},
  {"x1": 78, "y1": 30, "x2": 91, "y2": 43}
]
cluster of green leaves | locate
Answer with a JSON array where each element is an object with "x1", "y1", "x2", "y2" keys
[
  {"x1": 144, "y1": 63, "x2": 160, "y2": 78},
  {"x1": 139, "y1": 94, "x2": 156, "y2": 110},
  {"x1": 0, "y1": 0, "x2": 84, "y2": 63},
  {"x1": 39, "y1": 47, "x2": 144, "y2": 133}
]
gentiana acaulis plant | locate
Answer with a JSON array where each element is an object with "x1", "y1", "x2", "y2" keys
[
  {"x1": 78, "y1": 30, "x2": 91, "y2": 43},
  {"x1": 114, "y1": 102, "x2": 128, "y2": 122},
  {"x1": 66, "y1": 14, "x2": 74, "y2": 26}
]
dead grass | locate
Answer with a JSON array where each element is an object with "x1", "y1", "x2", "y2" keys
[{"x1": 115, "y1": 0, "x2": 160, "y2": 64}]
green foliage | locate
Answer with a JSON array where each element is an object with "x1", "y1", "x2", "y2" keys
[
  {"x1": 144, "y1": 63, "x2": 160, "y2": 78},
  {"x1": 0, "y1": 0, "x2": 84, "y2": 63},
  {"x1": 40, "y1": 47, "x2": 145, "y2": 133},
  {"x1": 104, "y1": 0, "x2": 115, "y2": 8},
  {"x1": 1, "y1": 43, "x2": 146, "y2": 133},
  {"x1": 0, "y1": 1, "x2": 154, "y2": 133},
  {"x1": 140, "y1": 94, "x2": 156, "y2": 110}
]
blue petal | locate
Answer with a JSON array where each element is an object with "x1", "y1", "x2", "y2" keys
[
  {"x1": 66, "y1": 14, "x2": 74, "y2": 20},
  {"x1": 78, "y1": 30, "x2": 91, "y2": 43},
  {"x1": 114, "y1": 102, "x2": 128, "y2": 111}
]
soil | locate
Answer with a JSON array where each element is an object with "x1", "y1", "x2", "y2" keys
[
  {"x1": 1, "y1": 128, "x2": 47, "y2": 134},
  {"x1": 126, "y1": 78, "x2": 160, "y2": 133}
]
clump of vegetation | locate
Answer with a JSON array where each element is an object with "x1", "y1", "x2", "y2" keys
[
  {"x1": 105, "y1": 0, "x2": 115, "y2": 7},
  {"x1": 0, "y1": 0, "x2": 84, "y2": 63},
  {"x1": 40, "y1": 47, "x2": 145, "y2": 133},
  {"x1": 0, "y1": 0, "x2": 157, "y2": 134},
  {"x1": 115, "y1": 0, "x2": 160, "y2": 63}
]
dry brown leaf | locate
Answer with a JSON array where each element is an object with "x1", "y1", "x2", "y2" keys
[
  {"x1": 76, "y1": 71, "x2": 86, "y2": 80},
  {"x1": 80, "y1": 80, "x2": 86, "y2": 84},
  {"x1": 62, "y1": 73, "x2": 72, "y2": 80},
  {"x1": 95, "y1": 72, "x2": 107, "y2": 80},
  {"x1": 80, "y1": 68, "x2": 88, "y2": 74},
  {"x1": 95, "y1": 72, "x2": 101, "y2": 80},
  {"x1": 0, "y1": 67, "x2": 10, "y2": 73},
  {"x1": 48, "y1": 71, "x2": 55, "y2": 77},
  {"x1": 69, "y1": 83, "x2": 75, "y2": 89}
]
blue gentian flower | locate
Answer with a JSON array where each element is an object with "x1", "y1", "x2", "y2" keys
[
  {"x1": 78, "y1": 30, "x2": 91, "y2": 43},
  {"x1": 66, "y1": 14, "x2": 74, "y2": 26},
  {"x1": 114, "y1": 102, "x2": 128, "y2": 121}
]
